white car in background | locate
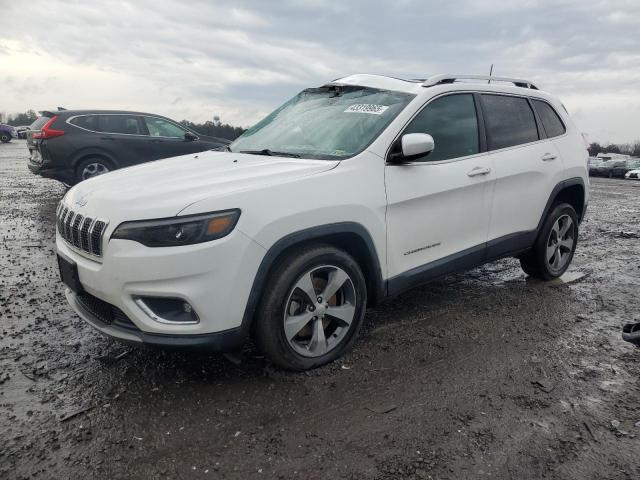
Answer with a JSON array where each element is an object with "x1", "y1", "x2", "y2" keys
[
  {"x1": 55, "y1": 73, "x2": 589, "y2": 370},
  {"x1": 624, "y1": 160, "x2": 640, "y2": 179}
]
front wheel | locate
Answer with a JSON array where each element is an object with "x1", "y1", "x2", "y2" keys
[
  {"x1": 0, "y1": 133, "x2": 10, "y2": 143},
  {"x1": 520, "y1": 203, "x2": 579, "y2": 280},
  {"x1": 254, "y1": 245, "x2": 367, "y2": 370}
]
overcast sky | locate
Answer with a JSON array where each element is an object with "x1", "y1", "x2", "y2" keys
[{"x1": 2, "y1": 0, "x2": 640, "y2": 143}]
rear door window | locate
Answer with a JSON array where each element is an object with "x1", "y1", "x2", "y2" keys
[
  {"x1": 69, "y1": 115, "x2": 99, "y2": 131},
  {"x1": 481, "y1": 94, "x2": 539, "y2": 150},
  {"x1": 531, "y1": 100, "x2": 566, "y2": 138},
  {"x1": 144, "y1": 117, "x2": 188, "y2": 138},
  {"x1": 98, "y1": 115, "x2": 143, "y2": 135},
  {"x1": 402, "y1": 93, "x2": 479, "y2": 162}
]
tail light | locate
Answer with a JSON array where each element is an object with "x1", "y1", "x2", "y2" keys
[{"x1": 33, "y1": 116, "x2": 65, "y2": 139}]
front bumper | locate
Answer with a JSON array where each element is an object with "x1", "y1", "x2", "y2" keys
[
  {"x1": 57, "y1": 227, "x2": 266, "y2": 348},
  {"x1": 67, "y1": 289, "x2": 245, "y2": 349}
]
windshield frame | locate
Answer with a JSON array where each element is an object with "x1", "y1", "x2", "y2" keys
[{"x1": 229, "y1": 85, "x2": 416, "y2": 161}]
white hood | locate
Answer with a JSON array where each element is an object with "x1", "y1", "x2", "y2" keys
[{"x1": 63, "y1": 150, "x2": 339, "y2": 221}]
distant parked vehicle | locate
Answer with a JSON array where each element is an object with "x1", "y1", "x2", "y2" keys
[
  {"x1": 625, "y1": 160, "x2": 640, "y2": 180},
  {"x1": 27, "y1": 110, "x2": 230, "y2": 185},
  {"x1": 588, "y1": 157, "x2": 604, "y2": 176},
  {"x1": 0, "y1": 124, "x2": 16, "y2": 143},
  {"x1": 588, "y1": 158, "x2": 627, "y2": 178},
  {"x1": 15, "y1": 126, "x2": 30, "y2": 139}
]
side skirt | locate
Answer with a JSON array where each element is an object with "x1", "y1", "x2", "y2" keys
[{"x1": 386, "y1": 230, "x2": 535, "y2": 297}]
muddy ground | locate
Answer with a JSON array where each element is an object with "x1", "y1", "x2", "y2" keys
[{"x1": 1, "y1": 140, "x2": 639, "y2": 480}]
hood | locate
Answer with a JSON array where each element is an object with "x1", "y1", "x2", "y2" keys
[{"x1": 63, "y1": 150, "x2": 339, "y2": 221}]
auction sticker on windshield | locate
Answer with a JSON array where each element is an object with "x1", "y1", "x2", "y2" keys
[{"x1": 344, "y1": 104, "x2": 389, "y2": 115}]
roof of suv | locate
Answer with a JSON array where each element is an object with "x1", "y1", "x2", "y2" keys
[
  {"x1": 41, "y1": 109, "x2": 176, "y2": 119},
  {"x1": 328, "y1": 74, "x2": 554, "y2": 102}
]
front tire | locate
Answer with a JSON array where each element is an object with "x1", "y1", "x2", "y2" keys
[
  {"x1": 254, "y1": 245, "x2": 367, "y2": 371},
  {"x1": 520, "y1": 203, "x2": 579, "y2": 280},
  {"x1": 0, "y1": 133, "x2": 10, "y2": 143}
]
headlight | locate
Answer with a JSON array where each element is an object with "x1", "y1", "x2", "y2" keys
[{"x1": 111, "y1": 209, "x2": 240, "y2": 247}]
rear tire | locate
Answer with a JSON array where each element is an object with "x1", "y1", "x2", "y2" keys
[
  {"x1": 520, "y1": 203, "x2": 579, "y2": 280},
  {"x1": 0, "y1": 133, "x2": 10, "y2": 143},
  {"x1": 75, "y1": 157, "x2": 114, "y2": 184},
  {"x1": 254, "y1": 244, "x2": 367, "y2": 371}
]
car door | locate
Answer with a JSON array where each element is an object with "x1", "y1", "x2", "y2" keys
[
  {"x1": 143, "y1": 116, "x2": 202, "y2": 160},
  {"x1": 481, "y1": 94, "x2": 565, "y2": 252},
  {"x1": 95, "y1": 114, "x2": 150, "y2": 167},
  {"x1": 385, "y1": 93, "x2": 495, "y2": 289}
]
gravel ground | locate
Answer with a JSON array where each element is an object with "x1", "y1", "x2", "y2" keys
[{"x1": 1, "y1": 140, "x2": 639, "y2": 480}]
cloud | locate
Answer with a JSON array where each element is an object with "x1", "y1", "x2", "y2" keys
[{"x1": 1, "y1": 0, "x2": 639, "y2": 142}]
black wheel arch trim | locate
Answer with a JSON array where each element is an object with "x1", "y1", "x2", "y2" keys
[
  {"x1": 239, "y1": 222, "x2": 385, "y2": 337},
  {"x1": 537, "y1": 177, "x2": 586, "y2": 229}
]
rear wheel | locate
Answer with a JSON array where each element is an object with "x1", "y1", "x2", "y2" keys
[
  {"x1": 254, "y1": 245, "x2": 367, "y2": 370},
  {"x1": 75, "y1": 157, "x2": 114, "y2": 183},
  {"x1": 520, "y1": 203, "x2": 578, "y2": 280},
  {"x1": 0, "y1": 133, "x2": 10, "y2": 143}
]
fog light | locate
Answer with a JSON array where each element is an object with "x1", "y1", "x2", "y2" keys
[{"x1": 134, "y1": 296, "x2": 199, "y2": 324}]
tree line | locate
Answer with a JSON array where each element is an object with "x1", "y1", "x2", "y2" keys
[
  {"x1": 588, "y1": 141, "x2": 640, "y2": 158},
  {"x1": 2, "y1": 110, "x2": 246, "y2": 141}
]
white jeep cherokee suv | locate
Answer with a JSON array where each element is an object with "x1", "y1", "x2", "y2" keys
[{"x1": 56, "y1": 74, "x2": 589, "y2": 370}]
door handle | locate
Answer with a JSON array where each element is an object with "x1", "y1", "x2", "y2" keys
[
  {"x1": 100, "y1": 136, "x2": 115, "y2": 141},
  {"x1": 467, "y1": 166, "x2": 492, "y2": 177},
  {"x1": 541, "y1": 153, "x2": 557, "y2": 161}
]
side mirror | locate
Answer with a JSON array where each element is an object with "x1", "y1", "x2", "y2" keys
[
  {"x1": 403, "y1": 133, "x2": 435, "y2": 160},
  {"x1": 184, "y1": 132, "x2": 198, "y2": 142},
  {"x1": 389, "y1": 133, "x2": 435, "y2": 162}
]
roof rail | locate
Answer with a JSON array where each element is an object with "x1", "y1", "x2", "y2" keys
[{"x1": 423, "y1": 74, "x2": 538, "y2": 90}]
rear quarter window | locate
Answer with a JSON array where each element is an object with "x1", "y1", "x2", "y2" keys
[
  {"x1": 531, "y1": 100, "x2": 566, "y2": 138},
  {"x1": 481, "y1": 94, "x2": 539, "y2": 150}
]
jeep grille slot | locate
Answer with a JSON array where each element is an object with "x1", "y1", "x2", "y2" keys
[{"x1": 56, "y1": 203, "x2": 107, "y2": 257}]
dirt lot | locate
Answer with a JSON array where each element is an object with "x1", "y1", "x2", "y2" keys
[{"x1": 1, "y1": 140, "x2": 639, "y2": 480}]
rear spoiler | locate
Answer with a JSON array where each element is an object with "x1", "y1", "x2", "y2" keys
[{"x1": 39, "y1": 108, "x2": 67, "y2": 117}]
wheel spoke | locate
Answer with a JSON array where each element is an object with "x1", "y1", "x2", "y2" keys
[
  {"x1": 295, "y1": 272, "x2": 318, "y2": 305},
  {"x1": 307, "y1": 318, "x2": 327, "y2": 355},
  {"x1": 559, "y1": 237, "x2": 573, "y2": 251},
  {"x1": 326, "y1": 302, "x2": 355, "y2": 326},
  {"x1": 546, "y1": 243, "x2": 557, "y2": 262},
  {"x1": 551, "y1": 220, "x2": 561, "y2": 238},
  {"x1": 551, "y1": 250, "x2": 561, "y2": 269},
  {"x1": 559, "y1": 217, "x2": 573, "y2": 238},
  {"x1": 284, "y1": 311, "x2": 315, "y2": 341},
  {"x1": 321, "y1": 268, "x2": 349, "y2": 302}
]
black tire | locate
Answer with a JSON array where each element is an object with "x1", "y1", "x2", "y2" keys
[
  {"x1": 520, "y1": 203, "x2": 579, "y2": 280},
  {"x1": 74, "y1": 157, "x2": 114, "y2": 184},
  {"x1": 253, "y1": 244, "x2": 367, "y2": 371},
  {"x1": 0, "y1": 133, "x2": 11, "y2": 143}
]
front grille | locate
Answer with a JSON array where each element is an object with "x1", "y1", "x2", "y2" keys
[
  {"x1": 56, "y1": 203, "x2": 107, "y2": 257},
  {"x1": 76, "y1": 292, "x2": 139, "y2": 331}
]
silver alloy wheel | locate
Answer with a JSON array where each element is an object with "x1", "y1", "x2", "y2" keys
[
  {"x1": 283, "y1": 265, "x2": 357, "y2": 358},
  {"x1": 546, "y1": 214, "x2": 575, "y2": 274},
  {"x1": 81, "y1": 162, "x2": 110, "y2": 180}
]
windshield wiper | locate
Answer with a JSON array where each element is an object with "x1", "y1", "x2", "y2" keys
[{"x1": 240, "y1": 149, "x2": 301, "y2": 158}]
